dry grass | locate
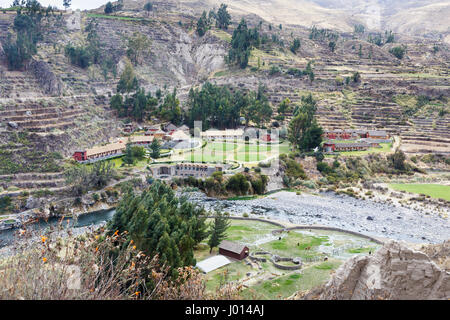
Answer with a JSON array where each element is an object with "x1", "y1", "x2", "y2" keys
[{"x1": 0, "y1": 224, "x2": 240, "y2": 300}]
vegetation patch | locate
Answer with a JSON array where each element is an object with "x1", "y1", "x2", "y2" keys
[{"x1": 389, "y1": 184, "x2": 450, "y2": 201}]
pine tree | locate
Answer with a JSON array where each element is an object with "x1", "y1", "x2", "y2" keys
[
  {"x1": 107, "y1": 181, "x2": 208, "y2": 275},
  {"x1": 122, "y1": 142, "x2": 135, "y2": 166},
  {"x1": 208, "y1": 211, "x2": 230, "y2": 253},
  {"x1": 150, "y1": 138, "x2": 161, "y2": 159},
  {"x1": 63, "y1": 0, "x2": 71, "y2": 10},
  {"x1": 216, "y1": 3, "x2": 231, "y2": 30}
]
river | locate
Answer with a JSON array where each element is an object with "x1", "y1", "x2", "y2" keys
[{"x1": 0, "y1": 190, "x2": 448, "y2": 250}]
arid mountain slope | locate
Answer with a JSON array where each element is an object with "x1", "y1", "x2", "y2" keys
[{"x1": 137, "y1": 0, "x2": 450, "y2": 41}]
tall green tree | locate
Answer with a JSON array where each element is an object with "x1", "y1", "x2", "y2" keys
[
  {"x1": 117, "y1": 59, "x2": 139, "y2": 94},
  {"x1": 143, "y1": 2, "x2": 153, "y2": 16},
  {"x1": 288, "y1": 94, "x2": 323, "y2": 151},
  {"x1": 216, "y1": 3, "x2": 231, "y2": 30},
  {"x1": 228, "y1": 18, "x2": 259, "y2": 69},
  {"x1": 207, "y1": 211, "x2": 230, "y2": 253},
  {"x1": 122, "y1": 142, "x2": 135, "y2": 166},
  {"x1": 196, "y1": 11, "x2": 209, "y2": 37},
  {"x1": 126, "y1": 31, "x2": 151, "y2": 65},
  {"x1": 108, "y1": 181, "x2": 208, "y2": 274},
  {"x1": 3, "y1": 2, "x2": 44, "y2": 70},
  {"x1": 104, "y1": 2, "x2": 113, "y2": 14},
  {"x1": 63, "y1": 0, "x2": 71, "y2": 10},
  {"x1": 150, "y1": 138, "x2": 161, "y2": 159},
  {"x1": 290, "y1": 38, "x2": 301, "y2": 54}
]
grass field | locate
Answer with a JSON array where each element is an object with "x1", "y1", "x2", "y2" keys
[
  {"x1": 184, "y1": 141, "x2": 290, "y2": 163},
  {"x1": 195, "y1": 219, "x2": 379, "y2": 299},
  {"x1": 389, "y1": 183, "x2": 450, "y2": 201},
  {"x1": 259, "y1": 231, "x2": 329, "y2": 259},
  {"x1": 241, "y1": 260, "x2": 341, "y2": 299}
]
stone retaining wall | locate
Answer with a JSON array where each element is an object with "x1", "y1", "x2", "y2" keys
[
  {"x1": 285, "y1": 226, "x2": 383, "y2": 244},
  {"x1": 205, "y1": 216, "x2": 384, "y2": 244}
]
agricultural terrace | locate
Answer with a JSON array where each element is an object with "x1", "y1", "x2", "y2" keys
[
  {"x1": 195, "y1": 219, "x2": 380, "y2": 299},
  {"x1": 389, "y1": 184, "x2": 450, "y2": 201}
]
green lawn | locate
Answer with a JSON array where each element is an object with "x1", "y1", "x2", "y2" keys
[
  {"x1": 195, "y1": 219, "x2": 379, "y2": 299},
  {"x1": 203, "y1": 219, "x2": 279, "y2": 245},
  {"x1": 206, "y1": 143, "x2": 239, "y2": 152},
  {"x1": 241, "y1": 260, "x2": 341, "y2": 299},
  {"x1": 389, "y1": 183, "x2": 450, "y2": 201},
  {"x1": 259, "y1": 231, "x2": 329, "y2": 259},
  {"x1": 175, "y1": 141, "x2": 290, "y2": 163}
]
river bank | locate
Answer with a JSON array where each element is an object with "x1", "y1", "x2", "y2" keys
[
  {"x1": 184, "y1": 190, "x2": 450, "y2": 244},
  {"x1": 1, "y1": 189, "x2": 448, "y2": 257}
]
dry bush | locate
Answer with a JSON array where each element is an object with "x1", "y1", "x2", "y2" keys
[{"x1": 0, "y1": 223, "x2": 241, "y2": 300}]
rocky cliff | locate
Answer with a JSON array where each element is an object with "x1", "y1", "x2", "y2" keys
[{"x1": 300, "y1": 240, "x2": 450, "y2": 300}]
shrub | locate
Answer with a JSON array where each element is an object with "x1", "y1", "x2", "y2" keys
[
  {"x1": 285, "y1": 159, "x2": 307, "y2": 180},
  {"x1": 389, "y1": 46, "x2": 406, "y2": 59},
  {"x1": 0, "y1": 196, "x2": 13, "y2": 212}
]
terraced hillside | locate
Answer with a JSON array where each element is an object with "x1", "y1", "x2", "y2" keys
[{"x1": 0, "y1": 2, "x2": 448, "y2": 197}]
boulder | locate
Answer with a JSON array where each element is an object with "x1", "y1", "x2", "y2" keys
[{"x1": 8, "y1": 122, "x2": 18, "y2": 129}]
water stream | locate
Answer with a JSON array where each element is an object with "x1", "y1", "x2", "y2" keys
[{"x1": 1, "y1": 190, "x2": 448, "y2": 249}]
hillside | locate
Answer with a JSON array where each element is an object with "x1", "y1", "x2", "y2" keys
[{"x1": 0, "y1": 1, "x2": 449, "y2": 202}]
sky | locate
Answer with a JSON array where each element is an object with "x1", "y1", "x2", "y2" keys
[{"x1": 0, "y1": 0, "x2": 110, "y2": 10}]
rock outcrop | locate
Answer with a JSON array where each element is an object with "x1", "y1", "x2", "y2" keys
[
  {"x1": 27, "y1": 59, "x2": 63, "y2": 96},
  {"x1": 303, "y1": 240, "x2": 450, "y2": 300}
]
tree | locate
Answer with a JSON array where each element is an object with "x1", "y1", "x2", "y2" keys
[
  {"x1": 64, "y1": 161, "x2": 116, "y2": 196},
  {"x1": 143, "y1": 2, "x2": 153, "y2": 16},
  {"x1": 278, "y1": 98, "x2": 291, "y2": 115},
  {"x1": 117, "y1": 59, "x2": 138, "y2": 94},
  {"x1": 228, "y1": 18, "x2": 259, "y2": 69},
  {"x1": 207, "y1": 211, "x2": 230, "y2": 253},
  {"x1": 226, "y1": 173, "x2": 249, "y2": 195},
  {"x1": 196, "y1": 11, "x2": 208, "y2": 37},
  {"x1": 110, "y1": 94, "x2": 123, "y2": 113},
  {"x1": 108, "y1": 181, "x2": 208, "y2": 274},
  {"x1": 299, "y1": 120, "x2": 323, "y2": 151},
  {"x1": 63, "y1": 0, "x2": 71, "y2": 10},
  {"x1": 104, "y1": 2, "x2": 113, "y2": 14},
  {"x1": 159, "y1": 88, "x2": 182, "y2": 125},
  {"x1": 328, "y1": 41, "x2": 336, "y2": 52},
  {"x1": 288, "y1": 94, "x2": 323, "y2": 151},
  {"x1": 389, "y1": 148, "x2": 406, "y2": 171},
  {"x1": 131, "y1": 88, "x2": 148, "y2": 121},
  {"x1": 216, "y1": 3, "x2": 231, "y2": 30},
  {"x1": 150, "y1": 138, "x2": 161, "y2": 159},
  {"x1": 352, "y1": 71, "x2": 361, "y2": 83},
  {"x1": 290, "y1": 38, "x2": 300, "y2": 54},
  {"x1": 390, "y1": 46, "x2": 406, "y2": 59},
  {"x1": 122, "y1": 142, "x2": 135, "y2": 166},
  {"x1": 3, "y1": 5, "x2": 43, "y2": 70},
  {"x1": 288, "y1": 112, "x2": 308, "y2": 148},
  {"x1": 243, "y1": 84, "x2": 272, "y2": 127},
  {"x1": 126, "y1": 32, "x2": 151, "y2": 65}
]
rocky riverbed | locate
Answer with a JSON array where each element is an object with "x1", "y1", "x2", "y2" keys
[{"x1": 184, "y1": 190, "x2": 450, "y2": 244}]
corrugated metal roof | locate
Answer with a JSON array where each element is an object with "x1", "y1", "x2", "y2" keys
[
  {"x1": 219, "y1": 240, "x2": 247, "y2": 254},
  {"x1": 196, "y1": 255, "x2": 232, "y2": 273}
]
